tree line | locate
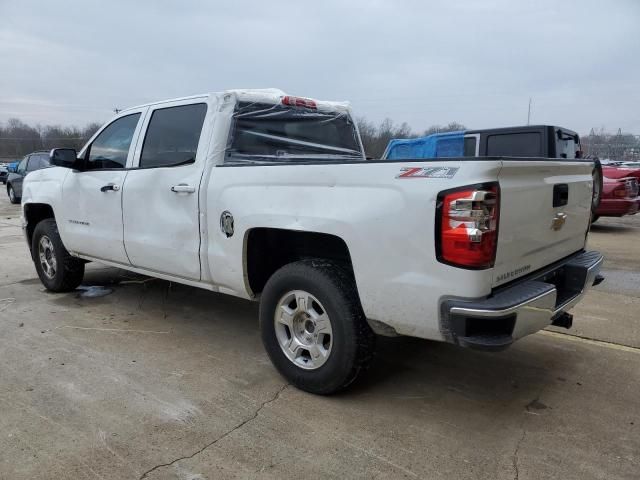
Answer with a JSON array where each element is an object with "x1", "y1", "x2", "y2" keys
[
  {"x1": 0, "y1": 118, "x2": 101, "y2": 159},
  {"x1": 1, "y1": 117, "x2": 638, "y2": 161},
  {"x1": 356, "y1": 118, "x2": 466, "y2": 158}
]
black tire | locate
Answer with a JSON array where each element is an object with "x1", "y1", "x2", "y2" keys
[
  {"x1": 591, "y1": 213, "x2": 599, "y2": 224},
  {"x1": 8, "y1": 184, "x2": 20, "y2": 204},
  {"x1": 259, "y1": 259, "x2": 375, "y2": 395},
  {"x1": 32, "y1": 218, "x2": 85, "y2": 292},
  {"x1": 591, "y1": 159, "x2": 603, "y2": 213}
]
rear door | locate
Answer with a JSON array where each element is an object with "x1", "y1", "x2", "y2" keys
[
  {"x1": 122, "y1": 99, "x2": 209, "y2": 280},
  {"x1": 493, "y1": 160, "x2": 593, "y2": 286}
]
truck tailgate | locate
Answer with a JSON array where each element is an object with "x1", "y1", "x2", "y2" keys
[{"x1": 493, "y1": 160, "x2": 593, "y2": 287}]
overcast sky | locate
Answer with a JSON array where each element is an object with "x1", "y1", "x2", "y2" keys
[{"x1": 1, "y1": 0, "x2": 639, "y2": 134}]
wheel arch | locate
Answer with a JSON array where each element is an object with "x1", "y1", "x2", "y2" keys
[
  {"x1": 244, "y1": 228, "x2": 356, "y2": 297},
  {"x1": 24, "y1": 203, "x2": 56, "y2": 254}
]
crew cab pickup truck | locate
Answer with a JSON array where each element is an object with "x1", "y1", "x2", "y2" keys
[{"x1": 21, "y1": 89, "x2": 603, "y2": 394}]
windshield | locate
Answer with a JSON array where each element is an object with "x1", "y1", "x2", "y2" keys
[{"x1": 225, "y1": 101, "x2": 364, "y2": 164}]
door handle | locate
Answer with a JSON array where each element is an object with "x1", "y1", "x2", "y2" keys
[
  {"x1": 171, "y1": 184, "x2": 196, "y2": 194},
  {"x1": 100, "y1": 183, "x2": 120, "y2": 192}
]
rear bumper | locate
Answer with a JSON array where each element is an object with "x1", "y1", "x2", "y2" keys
[
  {"x1": 596, "y1": 197, "x2": 639, "y2": 217},
  {"x1": 441, "y1": 250, "x2": 603, "y2": 351}
]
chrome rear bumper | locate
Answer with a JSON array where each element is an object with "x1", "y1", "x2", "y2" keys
[{"x1": 442, "y1": 251, "x2": 604, "y2": 351}]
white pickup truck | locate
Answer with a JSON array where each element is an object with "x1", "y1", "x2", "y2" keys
[{"x1": 21, "y1": 89, "x2": 603, "y2": 394}]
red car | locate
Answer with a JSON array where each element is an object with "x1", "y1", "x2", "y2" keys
[
  {"x1": 593, "y1": 175, "x2": 640, "y2": 222},
  {"x1": 602, "y1": 163, "x2": 640, "y2": 182}
]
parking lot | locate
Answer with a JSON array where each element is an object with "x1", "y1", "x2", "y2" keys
[{"x1": 0, "y1": 196, "x2": 638, "y2": 479}]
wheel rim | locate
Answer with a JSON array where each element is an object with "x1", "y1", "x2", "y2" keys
[
  {"x1": 38, "y1": 235, "x2": 57, "y2": 279},
  {"x1": 592, "y1": 171, "x2": 601, "y2": 206},
  {"x1": 9, "y1": 187, "x2": 15, "y2": 202},
  {"x1": 274, "y1": 290, "x2": 333, "y2": 370}
]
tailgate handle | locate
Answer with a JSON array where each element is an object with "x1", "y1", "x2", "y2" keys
[{"x1": 553, "y1": 184, "x2": 569, "y2": 207}]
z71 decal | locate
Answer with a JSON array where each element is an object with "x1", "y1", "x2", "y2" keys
[{"x1": 396, "y1": 166, "x2": 459, "y2": 179}]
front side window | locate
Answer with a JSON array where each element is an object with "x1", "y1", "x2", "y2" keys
[
  {"x1": 226, "y1": 102, "x2": 363, "y2": 164},
  {"x1": 139, "y1": 103, "x2": 207, "y2": 168},
  {"x1": 86, "y1": 113, "x2": 141, "y2": 170}
]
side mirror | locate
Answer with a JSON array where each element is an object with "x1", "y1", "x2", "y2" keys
[{"x1": 50, "y1": 148, "x2": 78, "y2": 168}]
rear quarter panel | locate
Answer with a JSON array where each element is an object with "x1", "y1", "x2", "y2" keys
[{"x1": 205, "y1": 160, "x2": 502, "y2": 340}]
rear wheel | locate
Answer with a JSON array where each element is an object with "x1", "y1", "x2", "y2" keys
[
  {"x1": 591, "y1": 159, "x2": 603, "y2": 214},
  {"x1": 32, "y1": 219, "x2": 84, "y2": 292},
  {"x1": 259, "y1": 259, "x2": 375, "y2": 394},
  {"x1": 8, "y1": 184, "x2": 20, "y2": 204}
]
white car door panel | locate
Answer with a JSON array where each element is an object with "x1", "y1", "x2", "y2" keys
[
  {"x1": 60, "y1": 110, "x2": 146, "y2": 264},
  {"x1": 122, "y1": 100, "x2": 208, "y2": 280}
]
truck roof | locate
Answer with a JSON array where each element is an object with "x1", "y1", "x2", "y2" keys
[{"x1": 121, "y1": 89, "x2": 351, "y2": 114}]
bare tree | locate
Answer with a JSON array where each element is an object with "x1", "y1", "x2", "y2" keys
[
  {"x1": 357, "y1": 118, "x2": 467, "y2": 159},
  {"x1": 0, "y1": 118, "x2": 103, "y2": 159}
]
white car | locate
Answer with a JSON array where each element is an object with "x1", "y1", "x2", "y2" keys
[{"x1": 21, "y1": 89, "x2": 603, "y2": 394}]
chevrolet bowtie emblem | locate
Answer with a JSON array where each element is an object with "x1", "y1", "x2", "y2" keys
[{"x1": 551, "y1": 212, "x2": 567, "y2": 230}]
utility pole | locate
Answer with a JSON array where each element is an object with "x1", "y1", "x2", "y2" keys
[{"x1": 527, "y1": 97, "x2": 531, "y2": 125}]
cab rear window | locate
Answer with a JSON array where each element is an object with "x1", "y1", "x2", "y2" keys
[{"x1": 225, "y1": 102, "x2": 363, "y2": 164}]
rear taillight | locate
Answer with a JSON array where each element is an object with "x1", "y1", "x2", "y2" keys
[
  {"x1": 436, "y1": 183, "x2": 500, "y2": 269},
  {"x1": 627, "y1": 178, "x2": 639, "y2": 198},
  {"x1": 611, "y1": 178, "x2": 638, "y2": 198},
  {"x1": 282, "y1": 96, "x2": 317, "y2": 109},
  {"x1": 612, "y1": 186, "x2": 626, "y2": 198}
]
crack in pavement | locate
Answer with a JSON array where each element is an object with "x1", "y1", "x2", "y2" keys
[
  {"x1": 540, "y1": 330, "x2": 640, "y2": 353},
  {"x1": 138, "y1": 383, "x2": 289, "y2": 480},
  {"x1": 512, "y1": 428, "x2": 526, "y2": 480}
]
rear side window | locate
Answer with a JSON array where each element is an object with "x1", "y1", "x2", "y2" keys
[
  {"x1": 486, "y1": 132, "x2": 542, "y2": 157},
  {"x1": 556, "y1": 130, "x2": 579, "y2": 159},
  {"x1": 463, "y1": 137, "x2": 477, "y2": 156},
  {"x1": 140, "y1": 103, "x2": 207, "y2": 168},
  {"x1": 225, "y1": 102, "x2": 363, "y2": 164}
]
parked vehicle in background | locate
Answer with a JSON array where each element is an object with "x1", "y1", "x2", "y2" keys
[
  {"x1": 592, "y1": 176, "x2": 640, "y2": 223},
  {"x1": 0, "y1": 164, "x2": 8, "y2": 184},
  {"x1": 6, "y1": 151, "x2": 51, "y2": 204},
  {"x1": 602, "y1": 162, "x2": 640, "y2": 183},
  {"x1": 20, "y1": 90, "x2": 602, "y2": 394},
  {"x1": 383, "y1": 125, "x2": 603, "y2": 219}
]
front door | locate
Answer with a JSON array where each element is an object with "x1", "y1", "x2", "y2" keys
[
  {"x1": 60, "y1": 111, "x2": 145, "y2": 264},
  {"x1": 11, "y1": 156, "x2": 29, "y2": 197},
  {"x1": 122, "y1": 100, "x2": 209, "y2": 280}
]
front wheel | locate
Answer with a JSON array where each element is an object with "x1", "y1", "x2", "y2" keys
[
  {"x1": 32, "y1": 219, "x2": 85, "y2": 292},
  {"x1": 259, "y1": 260, "x2": 375, "y2": 395},
  {"x1": 8, "y1": 185, "x2": 20, "y2": 204}
]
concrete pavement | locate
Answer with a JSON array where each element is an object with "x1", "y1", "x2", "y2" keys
[{"x1": 0, "y1": 197, "x2": 638, "y2": 479}]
